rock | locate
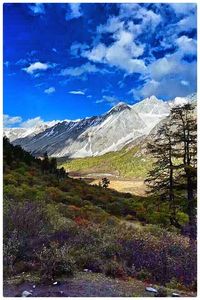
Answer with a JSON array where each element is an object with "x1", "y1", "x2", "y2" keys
[
  {"x1": 172, "y1": 292, "x2": 180, "y2": 297},
  {"x1": 32, "y1": 285, "x2": 36, "y2": 289},
  {"x1": 21, "y1": 290, "x2": 32, "y2": 297},
  {"x1": 145, "y1": 287, "x2": 158, "y2": 293},
  {"x1": 53, "y1": 281, "x2": 58, "y2": 285},
  {"x1": 83, "y1": 269, "x2": 89, "y2": 272}
]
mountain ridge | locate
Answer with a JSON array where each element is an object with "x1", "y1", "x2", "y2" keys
[{"x1": 4, "y1": 93, "x2": 196, "y2": 158}]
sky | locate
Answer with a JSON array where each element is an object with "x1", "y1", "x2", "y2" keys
[{"x1": 3, "y1": 3, "x2": 197, "y2": 128}]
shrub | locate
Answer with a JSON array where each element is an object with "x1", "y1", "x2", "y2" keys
[
  {"x1": 37, "y1": 242, "x2": 75, "y2": 282},
  {"x1": 3, "y1": 230, "x2": 20, "y2": 275},
  {"x1": 71, "y1": 248, "x2": 103, "y2": 273},
  {"x1": 103, "y1": 260, "x2": 126, "y2": 278},
  {"x1": 136, "y1": 269, "x2": 152, "y2": 281},
  {"x1": 46, "y1": 187, "x2": 66, "y2": 202},
  {"x1": 6, "y1": 201, "x2": 49, "y2": 239}
]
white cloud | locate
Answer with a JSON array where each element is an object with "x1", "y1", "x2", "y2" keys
[
  {"x1": 83, "y1": 31, "x2": 146, "y2": 74},
  {"x1": 4, "y1": 114, "x2": 62, "y2": 129},
  {"x1": 176, "y1": 35, "x2": 197, "y2": 56},
  {"x1": 16, "y1": 58, "x2": 28, "y2": 66},
  {"x1": 28, "y1": 4, "x2": 45, "y2": 15},
  {"x1": 20, "y1": 116, "x2": 44, "y2": 128},
  {"x1": 134, "y1": 58, "x2": 196, "y2": 99},
  {"x1": 170, "y1": 3, "x2": 196, "y2": 15},
  {"x1": 3, "y1": 115, "x2": 22, "y2": 127},
  {"x1": 4, "y1": 61, "x2": 10, "y2": 68},
  {"x1": 130, "y1": 32, "x2": 196, "y2": 100},
  {"x1": 85, "y1": 44, "x2": 107, "y2": 63},
  {"x1": 181, "y1": 80, "x2": 189, "y2": 86},
  {"x1": 70, "y1": 42, "x2": 89, "y2": 57},
  {"x1": 178, "y1": 14, "x2": 196, "y2": 31},
  {"x1": 44, "y1": 87, "x2": 56, "y2": 94},
  {"x1": 173, "y1": 97, "x2": 189, "y2": 107},
  {"x1": 60, "y1": 62, "x2": 103, "y2": 77},
  {"x1": 97, "y1": 16, "x2": 124, "y2": 35},
  {"x1": 23, "y1": 62, "x2": 49, "y2": 74},
  {"x1": 66, "y1": 3, "x2": 82, "y2": 20},
  {"x1": 97, "y1": 95, "x2": 122, "y2": 106},
  {"x1": 147, "y1": 35, "x2": 196, "y2": 84},
  {"x1": 79, "y1": 5, "x2": 162, "y2": 75},
  {"x1": 119, "y1": 4, "x2": 161, "y2": 31},
  {"x1": 95, "y1": 99, "x2": 104, "y2": 104},
  {"x1": 69, "y1": 90, "x2": 85, "y2": 95}
]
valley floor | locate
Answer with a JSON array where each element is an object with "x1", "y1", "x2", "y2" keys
[
  {"x1": 4, "y1": 272, "x2": 196, "y2": 297},
  {"x1": 71, "y1": 173, "x2": 147, "y2": 196}
]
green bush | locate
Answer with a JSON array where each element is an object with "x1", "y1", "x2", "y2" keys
[{"x1": 136, "y1": 269, "x2": 152, "y2": 281}]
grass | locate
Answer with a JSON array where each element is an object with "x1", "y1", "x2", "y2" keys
[{"x1": 59, "y1": 144, "x2": 153, "y2": 179}]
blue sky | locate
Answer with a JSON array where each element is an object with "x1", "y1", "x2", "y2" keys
[{"x1": 3, "y1": 3, "x2": 197, "y2": 127}]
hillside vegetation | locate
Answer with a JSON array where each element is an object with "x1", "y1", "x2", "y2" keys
[
  {"x1": 59, "y1": 144, "x2": 152, "y2": 178},
  {"x1": 3, "y1": 137, "x2": 196, "y2": 296}
]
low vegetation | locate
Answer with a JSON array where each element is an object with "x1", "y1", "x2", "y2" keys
[
  {"x1": 59, "y1": 143, "x2": 152, "y2": 178},
  {"x1": 3, "y1": 136, "x2": 197, "y2": 294}
]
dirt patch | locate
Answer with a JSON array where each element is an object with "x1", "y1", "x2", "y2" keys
[
  {"x1": 4, "y1": 272, "x2": 196, "y2": 297},
  {"x1": 91, "y1": 179, "x2": 147, "y2": 196}
]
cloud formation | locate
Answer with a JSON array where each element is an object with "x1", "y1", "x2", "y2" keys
[
  {"x1": 96, "y1": 95, "x2": 123, "y2": 106},
  {"x1": 44, "y1": 87, "x2": 56, "y2": 94},
  {"x1": 23, "y1": 62, "x2": 50, "y2": 74},
  {"x1": 69, "y1": 90, "x2": 85, "y2": 95},
  {"x1": 20, "y1": 116, "x2": 44, "y2": 128},
  {"x1": 28, "y1": 4, "x2": 45, "y2": 15},
  {"x1": 60, "y1": 62, "x2": 103, "y2": 77},
  {"x1": 66, "y1": 4, "x2": 82, "y2": 20},
  {"x1": 3, "y1": 114, "x2": 22, "y2": 127},
  {"x1": 69, "y1": 3, "x2": 196, "y2": 100}
]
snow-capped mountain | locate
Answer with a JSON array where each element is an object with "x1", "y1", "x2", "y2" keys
[
  {"x1": 3, "y1": 121, "x2": 61, "y2": 142},
  {"x1": 4, "y1": 93, "x2": 196, "y2": 158}
]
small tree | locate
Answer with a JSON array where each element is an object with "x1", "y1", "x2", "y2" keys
[
  {"x1": 41, "y1": 152, "x2": 49, "y2": 174},
  {"x1": 101, "y1": 177, "x2": 110, "y2": 189}
]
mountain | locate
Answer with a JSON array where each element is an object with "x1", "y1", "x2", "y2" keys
[
  {"x1": 3, "y1": 121, "x2": 60, "y2": 142},
  {"x1": 4, "y1": 93, "x2": 196, "y2": 158}
]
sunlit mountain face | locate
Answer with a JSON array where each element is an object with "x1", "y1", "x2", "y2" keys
[{"x1": 4, "y1": 93, "x2": 197, "y2": 158}]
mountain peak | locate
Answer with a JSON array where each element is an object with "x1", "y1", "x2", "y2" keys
[
  {"x1": 108, "y1": 102, "x2": 131, "y2": 114},
  {"x1": 148, "y1": 95, "x2": 159, "y2": 102}
]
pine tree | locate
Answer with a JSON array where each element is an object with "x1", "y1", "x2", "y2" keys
[
  {"x1": 145, "y1": 121, "x2": 181, "y2": 228},
  {"x1": 49, "y1": 157, "x2": 57, "y2": 174},
  {"x1": 146, "y1": 103, "x2": 197, "y2": 236},
  {"x1": 170, "y1": 103, "x2": 197, "y2": 238},
  {"x1": 41, "y1": 152, "x2": 49, "y2": 174}
]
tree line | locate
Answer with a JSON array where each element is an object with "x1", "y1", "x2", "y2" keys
[{"x1": 3, "y1": 137, "x2": 68, "y2": 180}]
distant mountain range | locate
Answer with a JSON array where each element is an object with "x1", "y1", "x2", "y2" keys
[{"x1": 4, "y1": 93, "x2": 197, "y2": 158}]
